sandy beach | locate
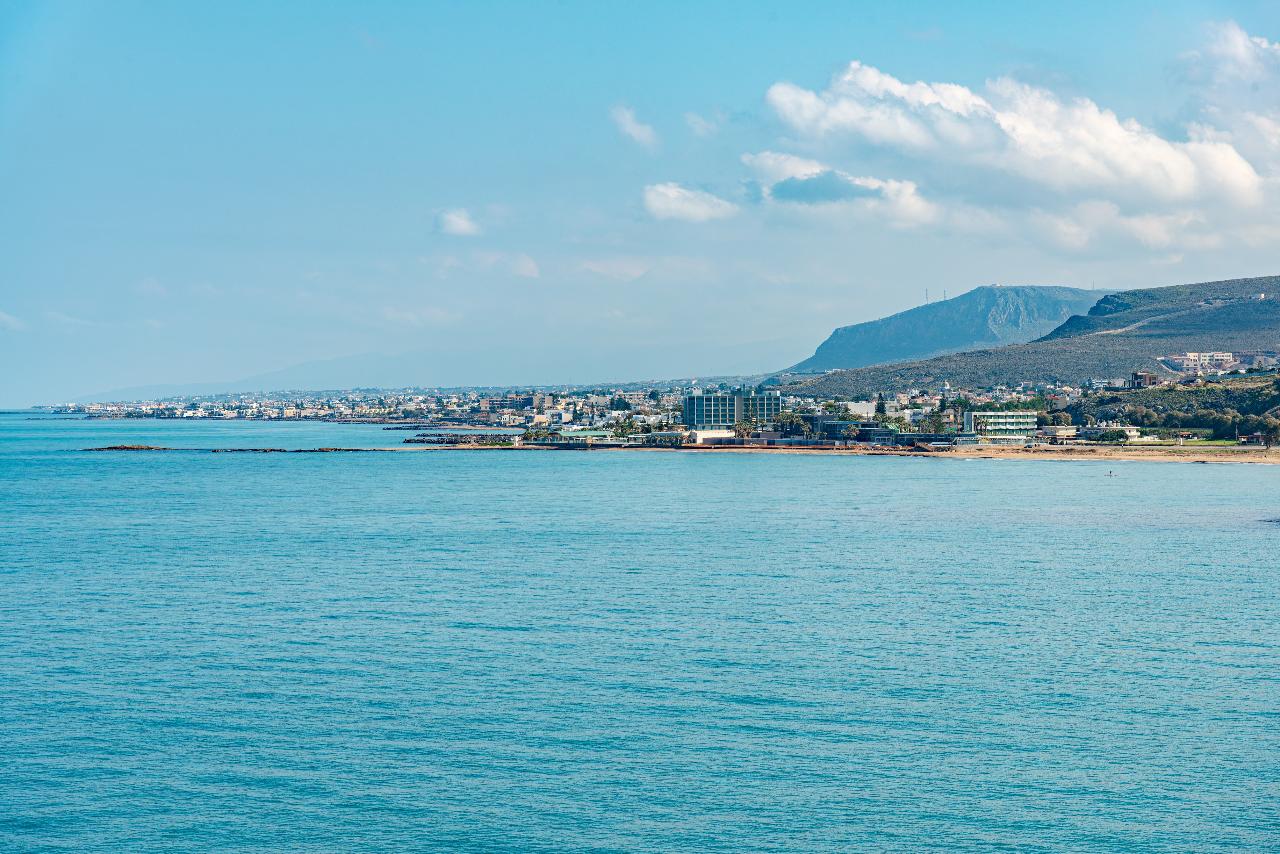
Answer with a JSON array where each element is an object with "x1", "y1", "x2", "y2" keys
[
  {"x1": 447, "y1": 442, "x2": 1280, "y2": 464},
  {"x1": 85, "y1": 442, "x2": 1280, "y2": 464}
]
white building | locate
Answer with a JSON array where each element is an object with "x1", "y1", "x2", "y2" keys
[{"x1": 963, "y1": 410, "x2": 1038, "y2": 445}]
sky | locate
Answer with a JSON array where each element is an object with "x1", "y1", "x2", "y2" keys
[{"x1": 3, "y1": 1, "x2": 1280, "y2": 405}]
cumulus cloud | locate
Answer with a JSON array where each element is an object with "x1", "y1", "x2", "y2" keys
[
  {"x1": 1032, "y1": 203, "x2": 1217, "y2": 252},
  {"x1": 1195, "y1": 19, "x2": 1280, "y2": 83},
  {"x1": 437, "y1": 208, "x2": 481, "y2": 236},
  {"x1": 746, "y1": 24, "x2": 1280, "y2": 254},
  {"x1": 741, "y1": 150, "x2": 939, "y2": 226},
  {"x1": 770, "y1": 171, "x2": 879, "y2": 204},
  {"x1": 643, "y1": 183, "x2": 738, "y2": 222},
  {"x1": 1184, "y1": 21, "x2": 1280, "y2": 174},
  {"x1": 641, "y1": 23, "x2": 1278, "y2": 257},
  {"x1": 740, "y1": 151, "x2": 826, "y2": 184},
  {"x1": 684, "y1": 111, "x2": 722, "y2": 137},
  {"x1": 611, "y1": 105, "x2": 659, "y2": 149},
  {"x1": 766, "y1": 59, "x2": 1262, "y2": 207}
]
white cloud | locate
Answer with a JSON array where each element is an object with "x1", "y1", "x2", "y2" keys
[
  {"x1": 684, "y1": 111, "x2": 721, "y2": 137},
  {"x1": 741, "y1": 150, "x2": 939, "y2": 226},
  {"x1": 437, "y1": 208, "x2": 481, "y2": 236},
  {"x1": 643, "y1": 183, "x2": 738, "y2": 222},
  {"x1": 1185, "y1": 21, "x2": 1280, "y2": 174},
  {"x1": 0, "y1": 310, "x2": 23, "y2": 331},
  {"x1": 511, "y1": 253, "x2": 540, "y2": 279},
  {"x1": 1197, "y1": 20, "x2": 1280, "y2": 83},
  {"x1": 472, "y1": 250, "x2": 544, "y2": 279},
  {"x1": 611, "y1": 105, "x2": 659, "y2": 149},
  {"x1": 1032, "y1": 202, "x2": 1219, "y2": 253},
  {"x1": 749, "y1": 29, "x2": 1280, "y2": 254},
  {"x1": 867, "y1": 177, "x2": 940, "y2": 226},
  {"x1": 766, "y1": 59, "x2": 1262, "y2": 207},
  {"x1": 740, "y1": 151, "x2": 826, "y2": 184}
]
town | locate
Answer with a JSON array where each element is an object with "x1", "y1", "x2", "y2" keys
[{"x1": 45, "y1": 349, "x2": 1280, "y2": 451}]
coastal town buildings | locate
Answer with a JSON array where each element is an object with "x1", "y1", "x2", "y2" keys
[
  {"x1": 47, "y1": 370, "x2": 1205, "y2": 451},
  {"x1": 681, "y1": 388, "x2": 782, "y2": 430},
  {"x1": 1158, "y1": 351, "x2": 1280, "y2": 376},
  {"x1": 963, "y1": 410, "x2": 1039, "y2": 444}
]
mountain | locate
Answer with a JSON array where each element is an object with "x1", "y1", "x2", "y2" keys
[
  {"x1": 787, "y1": 275, "x2": 1280, "y2": 397},
  {"x1": 789, "y1": 285, "x2": 1104, "y2": 373}
]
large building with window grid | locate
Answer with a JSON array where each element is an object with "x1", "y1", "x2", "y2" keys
[
  {"x1": 681, "y1": 388, "x2": 782, "y2": 429},
  {"x1": 963, "y1": 410, "x2": 1038, "y2": 444}
]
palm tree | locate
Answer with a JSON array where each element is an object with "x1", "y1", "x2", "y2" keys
[
  {"x1": 773, "y1": 410, "x2": 808, "y2": 437},
  {"x1": 732, "y1": 418, "x2": 757, "y2": 439},
  {"x1": 611, "y1": 417, "x2": 639, "y2": 438}
]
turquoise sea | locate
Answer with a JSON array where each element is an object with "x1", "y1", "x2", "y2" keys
[{"x1": 2, "y1": 412, "x2": 1278, "y2": 851}]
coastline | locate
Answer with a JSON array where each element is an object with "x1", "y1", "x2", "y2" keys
[
  {"x1": 581, "y1": 444, "x2": 1280, "y2": 464},
  {"x1": 83, "y1": 442, "x2": 1280, "y2": 464}
]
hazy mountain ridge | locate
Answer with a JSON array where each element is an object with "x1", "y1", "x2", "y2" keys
[
  {"x1": 787, "y1": 275, "x2": 1280, "y2": 397},
  {"x1": 790, "y1": 285, "x2": 1104, "y2": 373}
]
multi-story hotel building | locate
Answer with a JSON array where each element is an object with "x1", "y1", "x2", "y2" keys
[
  {"x1": 963, "y1": 410, "x2": 1038, "y2": 444},
  {"x1": 681, "y1": 388, "x2": 782, "y2": 429}
]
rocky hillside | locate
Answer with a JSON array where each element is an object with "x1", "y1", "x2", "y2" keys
[
  {"x1": 790, "y1": 285, "x2": 1103, "y2": 373},
  {"x1": 787, "y1": 275, "x2": 1280, "y2": 397}
]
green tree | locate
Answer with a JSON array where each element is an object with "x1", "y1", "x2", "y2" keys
[
  {"x1": 732, "y1": 418, "x2": 757, "y2": 439},
  {"x1": 918, "y1": 412, "x2": 946, "y2": 433},
  {"x1": 773, "y1": 410, "x2": 810, "y2": 437},
  {"x1": 1262, "y1": 421, "x2": 1280, "y2": 449}
]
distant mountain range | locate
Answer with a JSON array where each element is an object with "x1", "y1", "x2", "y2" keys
[
  {"x1": 789, "y1": 285, "x2": 1104, "y2": 373},
  {"x1": 787, "y1": 275, "x2": 1280, "y2": 397},
  {"x1": 74, "y1": 346, "x2": 781, "y2": 404},
  {"x1": 74, "y1": 276, "x2": 1280, "y2": 405}
]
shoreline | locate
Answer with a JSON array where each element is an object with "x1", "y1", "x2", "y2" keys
[{"x1": 82, "y1": 443, "x2": 1280, "y2": 464}]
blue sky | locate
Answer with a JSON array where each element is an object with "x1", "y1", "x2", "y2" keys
[{"x1": 3, "y1": 1, "x2": 1280, "y2": 404}]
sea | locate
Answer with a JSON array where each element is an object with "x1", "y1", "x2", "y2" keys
[{"x1": 2, "y1": 411, "x2": 1278, "y2": 852}]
